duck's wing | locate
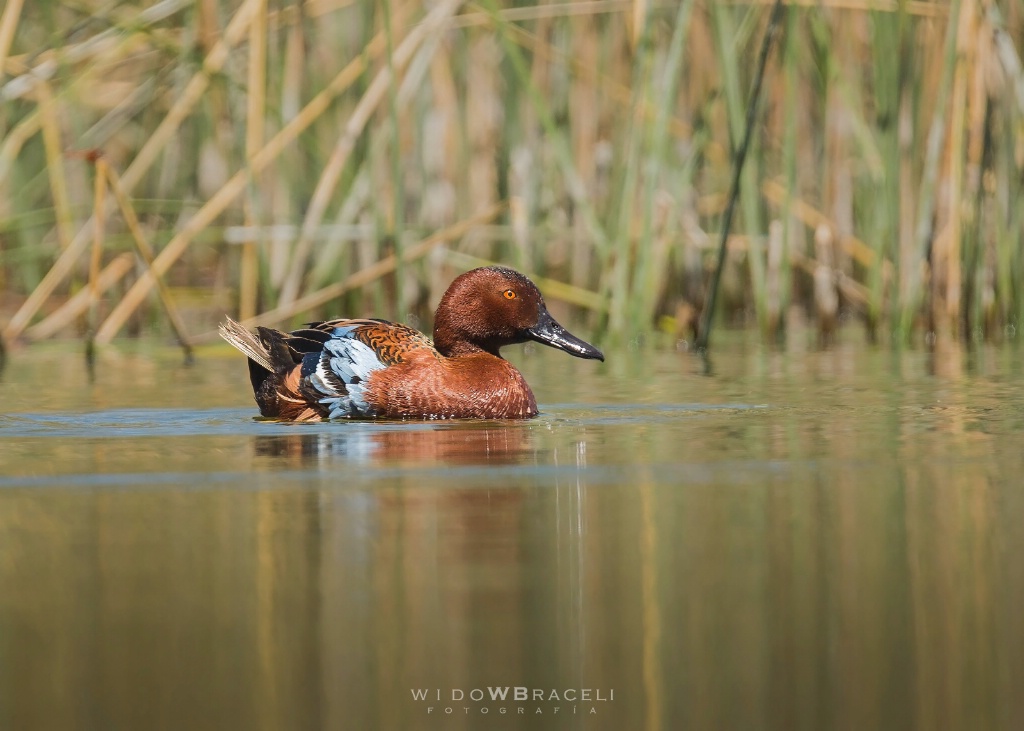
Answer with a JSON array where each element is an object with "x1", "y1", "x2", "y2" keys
[
  {"x1": 302, "y1": 319, "x2": 437, "y2": 418},
  {"x1": 303, "y1": 318, "x2": 435, "y2": 364}
]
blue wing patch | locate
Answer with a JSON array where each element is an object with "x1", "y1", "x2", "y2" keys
[{"x1": 309, "y1": 329, "x2": 387, "y2": 418}]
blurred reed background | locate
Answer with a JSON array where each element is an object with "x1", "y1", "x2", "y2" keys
[{"x1": 0, "y1": 0, "x2": 1022, "y2": 350}]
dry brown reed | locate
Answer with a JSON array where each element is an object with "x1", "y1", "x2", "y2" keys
[{"x1": 0, "y1": 0, "x2": 1021, "y2": 351}]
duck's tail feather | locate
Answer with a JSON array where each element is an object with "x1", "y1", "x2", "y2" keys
[
  {"x1": 219, "y1": 317, "x2": 274, "y2": 372},
  {"x1": 220, "y1": 317, "x2": 325, "y2": 420}
]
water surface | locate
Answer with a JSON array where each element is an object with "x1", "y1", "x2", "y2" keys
[{"x1": 1, "y1": 334, "x2": 1022, "y2": 730}]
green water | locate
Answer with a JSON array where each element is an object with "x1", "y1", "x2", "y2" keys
[{"x1": 1, "y1": 334, "x2": 1022, "y2": 730}]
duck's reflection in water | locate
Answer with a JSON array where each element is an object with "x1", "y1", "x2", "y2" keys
[{"x1": 253, "y1": 423, "x2": 537, "y2": 467}]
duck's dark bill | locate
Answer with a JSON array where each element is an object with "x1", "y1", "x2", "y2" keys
[{"x1": 526, "y1": 310, "x2": 605, "y2": 361}]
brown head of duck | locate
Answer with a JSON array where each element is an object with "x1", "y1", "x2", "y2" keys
[{"x1": 433, "y1": 266, "x2": 604, "y2": 361}]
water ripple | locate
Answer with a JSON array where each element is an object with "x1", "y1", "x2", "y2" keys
[{"x1": 0, "y1": 402, "x2": 768, "y2": 439}]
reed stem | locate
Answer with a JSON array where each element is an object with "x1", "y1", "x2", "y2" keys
[
  {"x1": 239, "y1": 0, "x2": 267, "y2": 323},
  {"x1": 36, "y1": 80, "x2": 74, "y2": 256},
  {"x1": 103, "y1": 160, "x2": 194, "y2": 362},
  {"x1": 85, "y1": 154, "x2": 106, "y2": 370},
  {"x1": 0, "y1": 0, "x2": 25, "y2": 83},
  {"x1": 898, "y1": 0, "x2": 962, "y2": 338},
  {"x1": 382, "y1": 0, "x2": 406, "y2": 318},
  {"x1": 629, "y1": 0, "x2": 697, "y2": 330},
  {"x1": 696, "y1": 0, "x2": 785, "y2": 351}
]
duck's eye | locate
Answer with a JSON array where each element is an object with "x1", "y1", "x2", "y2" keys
[{"x1": 503, "y1": 289, "x2": 517, "y2": 300}]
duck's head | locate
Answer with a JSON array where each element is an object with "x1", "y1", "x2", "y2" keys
[{"x1": 432, "y1": 266, "x2": 604, "y2": 361}]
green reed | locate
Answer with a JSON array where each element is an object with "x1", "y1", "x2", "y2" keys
[
  {"x1": 0, "y1": 0, "x2": 1021, "y2": 349},
  {"x1": 629, "y1": 0, "x2": 697, "y2": 333}
]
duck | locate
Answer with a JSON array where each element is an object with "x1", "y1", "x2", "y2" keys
[{"x1": 219, "y1": 266, "x2": 604, "y2": 420}]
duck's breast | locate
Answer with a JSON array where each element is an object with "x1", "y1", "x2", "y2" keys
[{"x1": 365, "y1": 352, "x2": 538, "y2": 419}]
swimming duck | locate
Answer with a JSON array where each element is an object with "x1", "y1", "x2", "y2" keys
[{"x1": 220, "y1": 266, "x2": 604, "y2": 420}]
